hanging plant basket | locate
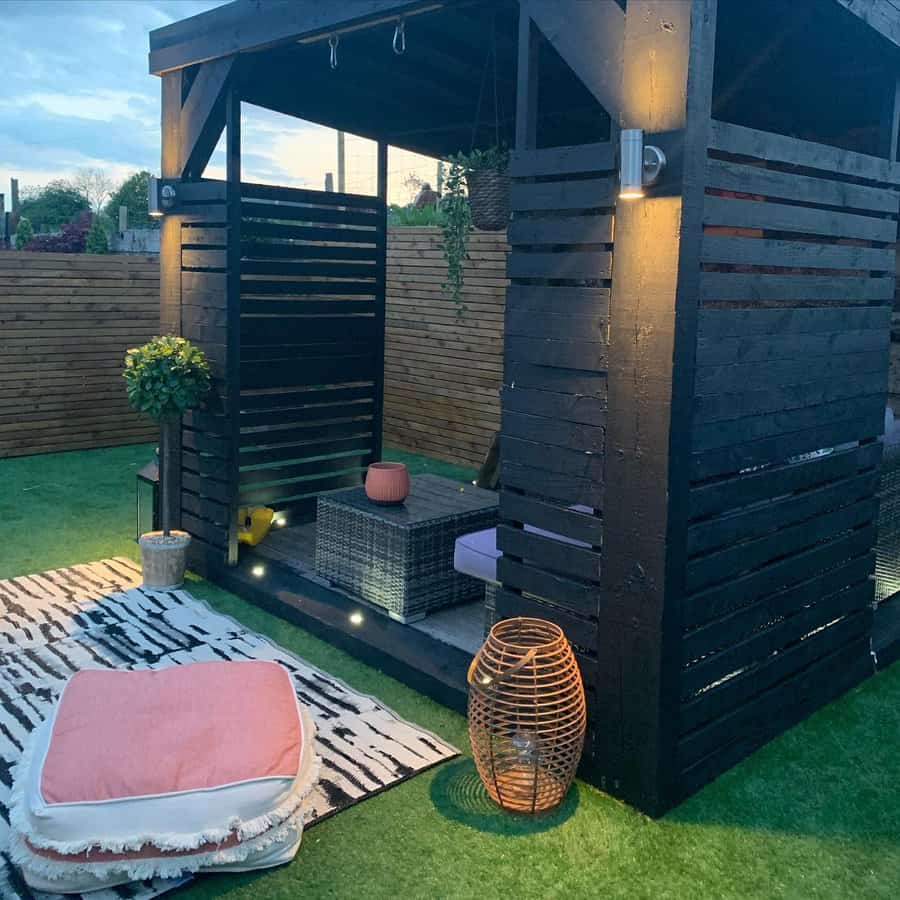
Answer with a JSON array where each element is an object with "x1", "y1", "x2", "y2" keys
[{"x1": 466, "y1": 169, "x2": 510, "y2": 231}]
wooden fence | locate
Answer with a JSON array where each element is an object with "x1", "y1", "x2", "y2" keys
[
  {"x1": 0, "y1": 231, "x2": 506, "y2": 463},
  {"x1": 385, "y1": 227, "x2": 506, "y2": 467},
  {"x1": 0, "y1": 252, "x2": 159, "y2": 457}
]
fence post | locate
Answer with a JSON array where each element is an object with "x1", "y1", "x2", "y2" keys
[{"x1": 119, "y1": 205, "x2": 128, "y2": 233}]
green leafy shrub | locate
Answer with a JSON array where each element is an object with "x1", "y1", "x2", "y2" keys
[
  {"x1": 14, "y1": 216, "x2": 33, "y2": 250},
  {"x1": 123, "y1": 336, "x2": 211, "y2": 423},
  {"x1": 105, "y1": 171, "x2": 158, "y2": 230},
  {"x1": 85, "y1": 217, "x2": 108, "y2": 254},
  {"x1": 388, "y1": 203, "x2": 446, "y2": 227}
]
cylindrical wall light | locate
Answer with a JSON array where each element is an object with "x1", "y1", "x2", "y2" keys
[
  {"x1": 619, "y1": 128, "x2": 667, "y2": 200},
  {"x1": 148, "y1": 176, "x2": 178, "y2": 218}
]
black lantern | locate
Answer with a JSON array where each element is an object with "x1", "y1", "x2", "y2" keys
[{"x1": 135, "y1": 458, "x2": 160, "y2": 541}]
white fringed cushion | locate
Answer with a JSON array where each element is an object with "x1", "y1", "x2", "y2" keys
[{"x1": 10, "y1": 660, "x2": 320, "y2": 889}]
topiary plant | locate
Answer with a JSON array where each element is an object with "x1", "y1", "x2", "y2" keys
[
  {"x1": 14, "y1": 216, "x2": 33, "y2": 250},
  {"x1": 85, "y1": 217, "x2": 108, "y2": 254},
  {"x1": 124, "y1": 336, "x2": 211, "y2": 536}
]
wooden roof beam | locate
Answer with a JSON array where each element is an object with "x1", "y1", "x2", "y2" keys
[
  {"x1": 179, "y1": 56, "x2": 235, "y2": 180},
  {"x1": 149, "y1": 0, "x2": 451, "y2": 75}
]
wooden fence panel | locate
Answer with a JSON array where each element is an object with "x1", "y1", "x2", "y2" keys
[
  {"x1": 384, "y1": 227, "x2": 506, "y2": 467},
  {"x1": 0, "y1": 251, "x2": 159, "y2": 457}
]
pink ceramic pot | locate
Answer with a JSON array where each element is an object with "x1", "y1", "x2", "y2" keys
[{"x1": 365, "y1": 462, "x2": 410, "y2": 506}]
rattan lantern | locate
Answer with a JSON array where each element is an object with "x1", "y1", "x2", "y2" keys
[{"x1": 467, "y1": 617, "x2": 586, "y2": 813}]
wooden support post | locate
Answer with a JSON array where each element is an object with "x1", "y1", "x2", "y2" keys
[
  {"x1": 595, "y1": 0, "x2": 717, "y2": 815},
  {"x1": 10, "y1": 178, "x2": 19, "y2": 215},
  {"x1": 515, "y1": 8, "x2": 538, "y2": 151},
  {"x1": 879, "y1": 74, "x2": 900, "y2": 162},
  {"x1": 373, "y1": 141, "x2": 388, "y2": 463},
  {"x1": 119, "y1": 205, "x2": 128, "y2": 233},
  {"x1": 159, "y1": 69, "x2": 183, "y2": 532},
  {"x1": 337, "y1": 131, "x2": 346, "y2": 194},
  {"x1": 225, "y1": 89, "x2": 242, "y2": 566}
]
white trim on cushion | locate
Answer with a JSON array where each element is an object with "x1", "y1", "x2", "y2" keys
[
  {"x1": 10, "y1": 706, "x2": 318, "y2": 888},
  {"x1": 11, "y1": 680, "x2": 319, "y2": 854}
]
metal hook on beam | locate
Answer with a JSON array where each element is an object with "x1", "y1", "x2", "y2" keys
[
  {"x1": 329, "y1": 33, "x2": 339, "y2": 69},
  {"x1": 393, "y1": 19, "x2": 406, "y2": 55}
]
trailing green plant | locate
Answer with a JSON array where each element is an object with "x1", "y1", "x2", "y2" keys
[
  {"x1": 123, "y1": 336, "x2": 211, "y2": 535},
  {"x1": 85, "y1": 217, "x2": 109, "y2": 254},
  {"x1": 14, "y1": 216, "x2": 33, "y2": 250},
  {"x1": 441, "y1": 146, "x2": 509, "y2": 310}
]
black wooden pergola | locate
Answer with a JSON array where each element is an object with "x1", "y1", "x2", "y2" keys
[{"x1": 150, "y1": 0, "x2": 900, "y2": 815}]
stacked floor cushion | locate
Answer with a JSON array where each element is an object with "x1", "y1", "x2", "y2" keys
[{"x1": 9, "y1": 660, "x2": 319, "y2": 894}]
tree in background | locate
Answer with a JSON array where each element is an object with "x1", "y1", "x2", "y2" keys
[
  {"x1": 14, "y1": 216, "x2": 33, "y2": 250},
  {"x1": 73, "y1": 168, "x2": 114, "y2": 216},
  {"x1": 105, "y1": 171, "x2": 158, "y2": 230},
  {"x1": 18, "y1": 181, "x2": 89, "y2": 232},
  {"x1": 85, "y1": 216, "x2": 109, "y2": 254}
]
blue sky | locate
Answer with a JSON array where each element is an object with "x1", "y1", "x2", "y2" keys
[{"x1": 0, "y1": 0, "x2": 437, "y2": 205}]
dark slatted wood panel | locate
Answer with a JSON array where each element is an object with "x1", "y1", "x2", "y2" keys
[
  {"x1": 237, "y1": 182, "x2": 384, "y2": 521},
  {"x1": 385, "y1": 227, "x2": 505, "y2": 467},
  {"x1": 0, "y1": 252, "x2": 159, "y2": 457},
  {"x1": 178, "y1": 179, "x2": 235, "y2": 569},
  {"x1": 677, "y1": 120, "x2": 900, "y2": 798},
  {"x1": 497, "y1": 141, "x2": 614, "y2": 710}
]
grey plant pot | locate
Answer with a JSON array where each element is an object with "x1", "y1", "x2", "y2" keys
[{"x1": 139, "y1": 530, "x2": 191, "y2": 590}]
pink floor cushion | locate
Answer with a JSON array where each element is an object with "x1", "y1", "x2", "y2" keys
[{"x1": 10, "y1": 660, "x2": 320, "y2": 890}]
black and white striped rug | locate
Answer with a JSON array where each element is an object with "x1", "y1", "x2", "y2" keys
[{"x1": 0, "y1": 558, "x2": 458, "y2": 900}]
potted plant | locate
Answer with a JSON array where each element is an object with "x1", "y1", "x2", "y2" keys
[
  {"x1": 441, "y1": 145, "x2": 509, "y2": 306},
  {"x1": 123, "y1": 336, "x2": 211, "y2": 589}
]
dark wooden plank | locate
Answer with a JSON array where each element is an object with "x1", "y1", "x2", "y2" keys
[
  {"x1": 497, "y1": 524, "x2": 600, "y2": 583},
  {"x1": 181, "y1": 225, "x2": 228, "y2": 247},
  {"x1": 505, "y1": 284, "x2": 610, "y2": 316},
  {"x1": 506, "y1": 309, "x2": 607, "y2": 341},
  {"x1": 241, "y1": 259, "x2": 377, "y2": 279},
  {"x1": 182, "y1": 470, "x2": 231, "y2": 504},
  {"x1": 240, "y1": 315, "x2": 376, "y2": 345},
  {"x1": 702, "y1": 194, "x2": 897, "y2": 242},
  {"x1": 179, "y1": 58, "x2": 233, "y2": 180},
  {"x1": 692, "y1": 395, "x2": 886, "y2": 452},
  {"x1": 694, "y1": 349, "x2": 889, "y2": 395},
  {"x1": 707, "y1": 118, "x2": 900, "y2": 185},
  {"x1": 241, "y1": 180, "x2": 380, "y2": 210},
  {"x1": 498, "y1": 554, "x2": 598, "y2": 616},
  {"x1": 691, "y1": 411, "x2": 886, "y2": 481},
  {"x1": 238, "y1": 469, "x2": 365, "y2": 507},
  {"x1": 682, "y1": 551, "x2": 875, "y2": 664},
  {"x1": 239, "y1": 418, "x2": 374, "y2": 450},
  {"x1": 242, "y1": 199, "x2": 380, "y2": 227},
  {"x1": 239, "y1": 434, "x2": 375, "y2": 468},
  {"x1": 678, "y1": 633, "x2": 872, "y2": 792},
  {"x1": 182, "y1": 511, "x2": 229, "y2": 548},
  {"x1": 505, "y1": 335, "x2": 607, "y2": 371},
  {"x1": 704, "y1": 156, "x2": 899, "y2": 213},
  {"x1": 239, "y1": 451, "x2": 373, "y2": 489},
  {"x1": 503, "y1": 362, "x2": 607, "y2": 398},
  {"x1": 695, "y1": 327, "x2": 889, "y2": 367},
  {"x1": 504, "y1": 435, "x2": 604, "y2": 480},
  {"x1": 700, "y1": 234, "x2": 894, "y2": 272},
  {"x1": 502, "y1": 409, "x2": 604, "y2": 453},
  {"x1": 240, "y1": 384, "x2": 374, "y2": 412},
  {"x1": 241, "y1": 241, "x2": 377, "y2": 261},
  {"x1": 180, "y1": 490, "x2": 231, "y2": 526},
  {"x1": 508, "y1": 142, "x2": 616, "y2": 178},
  {"x1": 686, "y1": 496, "x2": 878, "y2": 594},
  {"x1": 241, "y1": 220, "x2": 378, "y2": 244},
  {"x1": 697, "y1": 304, "x2": 891, "y2": 338},
  {"x1": 493, "y1": 587, "x2": 598, "y2": 648},
  {"x1": 240, "y1": 278, "x2": 377, "y2": 297},
  {"x1": 500, "y1": 490, "x2": 602, "y2": 544},
  {"x1": 502, "y1": 461, "x2": 603, "y2": 509},
  {"x1": 681, "y1": 579, "x2": 872, "y2": 698},
  {"x1": 502, "y1": 385, "x2": 607, "y2": 425},
  {"x1": 687, "y1": 470, "x2": 880, "y2": 555},
  {"x1": 240, "y1": 298, "x2": 376, "y2": 316},
  {"x1": 239, "y1": 400, "x2": 373, "y2": 431},
  {"x1": 182, "y1": 249, "x2": 227, "y2": 270},
  {"x1": 684, "y1": 523, "x2": 878, "y2": 627},
  {"x1": 507, "y1": 215, "x2": 614, "y2": 247},
  {"x1": 507, "y1": 250, "x2": 612, "y2": 280},
  {"x1": 509, "y1": 178, "x2": 616, "y2": 212},
  {"x1": 699, "y1": 272, "x2": 895, "y2": 303}
]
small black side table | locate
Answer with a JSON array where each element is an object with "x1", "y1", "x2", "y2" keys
[{"x1": 315, "y1": 474, "x2": 498, "y2": 622}]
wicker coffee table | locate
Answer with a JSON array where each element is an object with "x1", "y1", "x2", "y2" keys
[{"x1": 315, "y1": 474, "x2": 498, "y2": 622}]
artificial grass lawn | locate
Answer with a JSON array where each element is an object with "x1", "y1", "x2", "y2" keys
[{"x1": 1, "y1": 444, "x2": 899, "y2": 899}]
